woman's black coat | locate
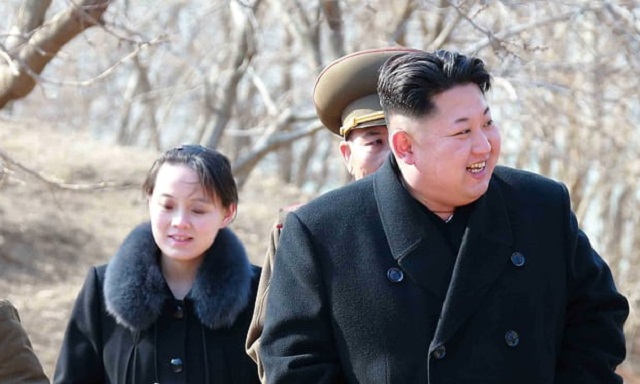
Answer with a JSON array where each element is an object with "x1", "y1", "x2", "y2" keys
[
  {"x1": 260, "y1": 158, "x2": 629, "y2": 384},
  {"x1": 54, "y1": 223, "x2": 260, "y2": 384}
]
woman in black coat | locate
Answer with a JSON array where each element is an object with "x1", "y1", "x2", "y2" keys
[{"x1": 54, "y1": 145, "x2": 260, "y2": 384}]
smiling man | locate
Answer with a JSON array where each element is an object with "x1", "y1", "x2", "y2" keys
[{"x1": 260, "y1": 49, "x2": 629, "y2": 383}]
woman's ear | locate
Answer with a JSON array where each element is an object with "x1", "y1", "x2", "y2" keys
[
  {"x1": 390, "y1": 130, "x2": 414, "y2": 165},
  {"x1": 222, "y1": 203, "x2": 238, "y2": 227}
]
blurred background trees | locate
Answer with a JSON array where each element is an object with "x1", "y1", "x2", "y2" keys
[{"x1": 1, "y1": 0, "x2": 639, "y2": 369}]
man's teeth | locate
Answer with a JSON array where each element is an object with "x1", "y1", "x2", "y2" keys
[{"x1": 467, "y1": 162, "x2": 486, "y2": 173}]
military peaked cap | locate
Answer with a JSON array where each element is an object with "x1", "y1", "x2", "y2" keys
[{"x1": 313, "y1": 47, "x2": 422, "y2": 137}]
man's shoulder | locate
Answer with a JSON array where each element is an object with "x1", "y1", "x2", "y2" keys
[
  {"x1": 0, "y1": 300, "x2": 18, "y2": 321},
  {"x1": 275, "y1": 202, "x2": 306, "y2": 228},
  {"x1": 301, "y1": 178, "x2": 372, "y2": 210},
  {"x1": 492, "y1": 166, "x2": 568, "y2": 206},
  {"x1": 493, "y1": 166, "x2": 564, "y2": 190},
  {"x1": 275, "y1": 179, "x2": 375, "y2": 233}
]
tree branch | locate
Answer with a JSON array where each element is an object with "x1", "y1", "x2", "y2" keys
[
  {"x1": 0, "y1": 0, "x2": 113, "y2": 108},
  {"x1": 0, "y1": 147, "x2": 134, "y2": 191}
]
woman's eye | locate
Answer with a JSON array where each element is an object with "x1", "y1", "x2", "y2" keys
[{"x1": 192, "y1": 205, "x2": 212, "y2": 214}]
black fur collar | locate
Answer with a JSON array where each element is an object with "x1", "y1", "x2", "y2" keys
[{"x1": 104, "y1": 223, "x2": 253, "y2": 331}]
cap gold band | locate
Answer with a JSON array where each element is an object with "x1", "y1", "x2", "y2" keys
[{"x1": 339, "y1": 110, "x2": 385, "y2": 137}]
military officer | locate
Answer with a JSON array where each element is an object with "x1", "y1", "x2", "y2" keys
[{"x1": 245, "y1": 47, "x2": 419, "y2": 383}]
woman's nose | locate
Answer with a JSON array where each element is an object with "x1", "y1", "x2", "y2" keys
[{"x1": 171, "y1": 210, "x2": 190, "y2": 227}]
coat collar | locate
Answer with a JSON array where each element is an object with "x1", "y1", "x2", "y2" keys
[
  {"x1": 431, "y1": 177, "x2": 514, "y2": 349},
  {"x1": 375, "y1": 157, "x2": 514, "y2": 347},
  {"x1": 375, "y1": 157, "x2": 450, "y2": 266},
  {"x1": 104, "y1": 223, "x2": 253, "y2": 331}
]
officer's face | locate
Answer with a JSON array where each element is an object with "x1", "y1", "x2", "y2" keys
[
  {"x1": 390, "y1": 83, "x2": 501, "y2": 211},
  {"x1": 339, "y1": 125, "x2": 389, "y2": 180}
]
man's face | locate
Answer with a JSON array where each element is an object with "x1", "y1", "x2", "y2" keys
[
  {"x1": 339, "y1": 125, "x2": 390, "y2": 180},
  {"x1": 390, "y1": 83, "x2": 501, "y2": 211}
]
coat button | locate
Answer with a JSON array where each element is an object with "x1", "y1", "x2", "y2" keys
[
  {"x1": 510, "y1": 252, "x2": 525, "y2": 267},
  {"x1": 173, "y1": 303, "x2": 184, "y2": 319},
  {"x1": 431, "y1": 345, "x2": 446, "y2": 359},
  {"x1": 170, "y1": 357, "x2": 183, "y2": 373},
  {"x1": 387, "y1": 267, "x2": 404, "y2": 283},
  {"x1": 505, "y1": 330, "x2": 520, "y2": 347}
]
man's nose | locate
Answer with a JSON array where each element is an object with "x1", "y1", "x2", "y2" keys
[{"x1": 472, "y1": 131, "x2": 492, "y2": 154}]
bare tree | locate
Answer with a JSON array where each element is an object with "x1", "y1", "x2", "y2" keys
[{"x1": 0, "y1": 0, "x2": 113, "y2": 109}]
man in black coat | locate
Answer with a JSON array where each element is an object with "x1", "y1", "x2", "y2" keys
[
  {"x1": 260, "y1": 49, "x2": 629, "y2": 383},
  {"x1": 245, "y1": 47, "x2": 420, "y2": 383}
]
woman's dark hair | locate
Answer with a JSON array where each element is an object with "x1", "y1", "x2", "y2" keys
[
  {"x1": 377, "y1": 49, "x2": 492, "y2": 120},
  {"x1": 142, "y1": 144, "x2": 238, "y2": 208}
]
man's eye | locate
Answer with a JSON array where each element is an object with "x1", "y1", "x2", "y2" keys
[
  {"x1": 484, "y1": 119, "x2": 494, "y2": 127},
  {"x1": 455, "y1": 129, "x2": 471, "y2": 136},
  {"x1": 366, "y1": 139, "x2": 384, "y2": 146},
  {"x1": 160, "y1": 203, "x2": 173, "y2": 210}
]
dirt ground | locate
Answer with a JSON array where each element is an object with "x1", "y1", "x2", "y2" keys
[
  {"x1": 0, "y1": 119, "x2": 310, "y2": 378},
  {"x1": 1, "y1": 119, "x2": 639, "y2": 382}
]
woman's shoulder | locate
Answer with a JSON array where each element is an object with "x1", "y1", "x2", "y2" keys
[{"x1": 82, "y1": 264, "x2": 108, "y2": 286}]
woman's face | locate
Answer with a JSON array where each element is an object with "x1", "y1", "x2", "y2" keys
[{"x1": 148, "y1": 163, "x2": 235, "y2": 266}]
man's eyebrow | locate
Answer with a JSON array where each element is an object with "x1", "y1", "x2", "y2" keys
[{"x1": 453, "y1": 107, "x2": 490, "y2": 124}]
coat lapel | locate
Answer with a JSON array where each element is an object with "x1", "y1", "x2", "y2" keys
[
  {"x1": 375, "y1": 159, "x2": 514, "y2": 347},
  {"x1": 430, "y1": 178, "x2": 513, "y2": 348},
  {"x1": 375, "y1": 159, "x2": 457, "y2": 300}
]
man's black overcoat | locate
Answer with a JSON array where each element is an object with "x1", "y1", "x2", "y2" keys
[{"x1": 261, "y1": 158, "x2": 628, "y2": 384}]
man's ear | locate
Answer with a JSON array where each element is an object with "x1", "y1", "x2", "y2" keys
[
  {"x1": 339, "y1": 140, "x2": 352, "y2": 170},
  {"x1": 391, "y1": 130, "x2": 414, "y2": 164}
]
